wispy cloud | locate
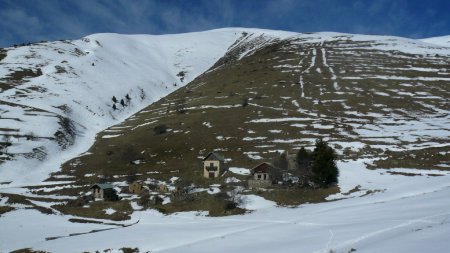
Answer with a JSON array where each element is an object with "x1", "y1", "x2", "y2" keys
[{"x1": 0, "y1": 0, "x2": 448, "y2": 47}]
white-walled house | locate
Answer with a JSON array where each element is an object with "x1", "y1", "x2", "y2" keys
[{"x1": 203, "y1": 152, "x2": 226, "y2": 178}]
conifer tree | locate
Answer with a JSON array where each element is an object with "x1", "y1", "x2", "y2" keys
[
  {"x1": 297, "y1": 146, "x2": 311, "y2": 169},
  {"x1": 273, "y1": 151, "x2": 288, "y2": 170},
  {"x1": 311, "y1": 139, "x2": 338, "y2": 187}
]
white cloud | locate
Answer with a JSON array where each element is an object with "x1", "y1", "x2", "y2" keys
[{"x1": 0, "y1": 8, "x2": 42, "y2": 38}]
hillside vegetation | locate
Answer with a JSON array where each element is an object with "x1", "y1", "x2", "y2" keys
[
  {"x1": 58, "y1": 32, "x2": 450, "y2": 182},
  {"x1": 1, "y1": 29, "x2": 450, "y2": 253}
]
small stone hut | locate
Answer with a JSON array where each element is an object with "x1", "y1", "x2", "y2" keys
[
  {"x1": 158, "y1": 183, "x2": 180, "y2": 194},
  {"x1": 159, "y1": 183, "x2": 168, "y2": 193},
  {"x1": 248, "y1": 162, "x2": 280, "y2": 188},
  {"x1": 203, "y1": 152, "x2": 227, "y2": 178},
  {"x1": 90, "y1": 183, "x2": 119, "y2": 201},
  {"x1": 129, "y1": 181, "x2": 144, "y2": 194}
]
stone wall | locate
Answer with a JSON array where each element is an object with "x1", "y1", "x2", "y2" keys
[{"x1": 248, "y1": 179, "x2": 271, "y2": 188}]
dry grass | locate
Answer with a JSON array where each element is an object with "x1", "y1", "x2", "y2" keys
[
  {"x1": 0, "y1": 48, "x2": 6, "y2": 62},
  {"x1": 0, "y1": 205, "x2": 15, "y2": 216},
  {"x1": 371, "y1": 146, "x2": 450, "y2": 170},
  {"x1": 158, "y1": 191, "x2": 246, "y2": 216},
  {"x1": 36, "y1": 37, "x2": 449, "y2": 216},
  {"x1": 1, "y1": 193, "x2": 58, "y2": 215},
  {"x1": 10, "y1": 249, "x2": 49, "y2": 253},
  {"x1": 4, "y1": 193, "x2": 33, "y2": 206},
  {"x1": 60, "y1": 38, "x2": 450, "y2": 185},
  {"x1": 256, "y1": 186, "x2": 339, "y2": 206},
  {"x1": 53, "y1": 200, "x2": 133, "y2": 221}
]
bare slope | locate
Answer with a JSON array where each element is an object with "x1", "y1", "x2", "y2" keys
[{"x1": 58, "y1": 31, "x2": 450, "y2": 184}]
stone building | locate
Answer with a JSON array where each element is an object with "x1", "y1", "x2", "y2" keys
[
  {"x1": 129, "y1": 181, "x2": 144, "y2": 194},
  {"x1": 90, "y1": 183, "x2": 119, "y2": 201},
  {"x1": 202, "y1": 152, "x2": 227, "y2": 178},
  {"x1": 159, "y1": 183, "x2": 168, "y2": 193},
  {"x1": 248, "y1": 162, "x2": 281, "y2": 188}
]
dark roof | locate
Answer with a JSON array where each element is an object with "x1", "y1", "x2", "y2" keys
[
  {"x1": 252, "y1": 162, "x2": 276, "y2": 174},
  {"x1": 90, "y1": 183, "x2": 114, "y2": 190},
  {"x1": 203, "y1": 152, "x2": 225, "y2": 161}
]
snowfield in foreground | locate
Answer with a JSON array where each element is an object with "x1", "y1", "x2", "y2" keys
[{"x1": 1, "y1": 159, "x2": 449, "y2": 253}]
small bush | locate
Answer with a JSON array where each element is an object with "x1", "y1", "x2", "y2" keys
[
  {"x1": 120, "y1": 247, "x2": 139, "y2": 253},
  {"x1": 66, "y1": 195, "x2": 92, "y2": 207},
  {"x1": 120, "y1": 146, "x2": 138, "y2": 164},
  {"x1": 224, "y1": 200, "x2": 237, "y2": 210},
  {"x1": 242, "y1": 97, "x2": 249, "y2": 107},
  {"x1": 153, "y1": 124, "x2": 168, "y2": 135},
  {"x1": 175, "y1": 99, "x2": 187, "y2": 114},
  {"x1": 54, "y1": 65, "x2": 66, "y2": 73}
]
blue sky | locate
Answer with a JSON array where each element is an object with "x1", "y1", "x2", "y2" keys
[{"x1": 1, "y1": 0, "x2": 449, "y2": 47}]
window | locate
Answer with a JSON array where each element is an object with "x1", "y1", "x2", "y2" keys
[
  {"x1": 257, "y1": 174, "x2": 261, "y2": 179},
  {"x1": 263, "y1": 174, "x2": 267, "y2": 180}
]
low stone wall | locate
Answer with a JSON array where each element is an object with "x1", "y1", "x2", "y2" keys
[{"x1": 248, "y1": 179, "x2": 271, "y2": 188}]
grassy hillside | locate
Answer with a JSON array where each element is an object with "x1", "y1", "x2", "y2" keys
[
  {"x1": 56, "y1": 35, "x2": 450, "y2": 185},
  {"x1": 2, "y1": 31, "x2": 448, "y2": 219}
]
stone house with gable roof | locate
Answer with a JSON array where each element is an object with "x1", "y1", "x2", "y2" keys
[
  {"x1": 129, "y1": 181, "x2": 144, "y2": 194},
  {"x1": 248, "y1": 162, "x2": 282, "y2": 188},
  {"x1": 90, "y1": 183, "x2": 119, "y2": 201},
  {"x1": 203, "y1": 152, "x2": 227, "y2": 178}
]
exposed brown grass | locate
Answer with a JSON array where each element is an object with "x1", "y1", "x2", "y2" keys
[
  {"x1": 53, "y1": 200, "x2": 133, "y2": 221},
  {"x1": 0, "y1": 205, "x2": 15, "y2": 216},
  {"x1": 0, "y1": 48, "x2": 6, "y2": 62},
  {"x1": 37, "y1": 37, "x2": 449, "y2": 216},
  {"x1": 256, "y1": 186, "x2": 339, "y2": 206},
  {"x1": 371, "y1": 146, "x2": 450, "y2": 170},
  {"x1": 10, "y1": 249, "x2": 49, "y2": 253},
  {"x1": 157, "y1": 191, "x2": 246, "y2": 216}
]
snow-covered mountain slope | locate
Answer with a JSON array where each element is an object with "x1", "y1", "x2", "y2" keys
[
  {"x1": 421, "y1": 35, "x2": 450, "y2": 47},
  {"x1": 1, "y1": 28, "x2": 450, "y2": 186},
  {"x1": 0, "y1": 28, "x2": 298, "y2": 185},
  {"x1": 1, "y1": 28, "x2": 450, "y2": 253},
  {"x1": 57, "y1": 29, "x2": 450, "y2": 185}
]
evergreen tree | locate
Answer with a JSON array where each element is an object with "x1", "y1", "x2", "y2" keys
[
  {"x1": 279, "y1": 151, "x2": 288, "y2": 170},
  {"x1": 120, "y1": 99, "x2": 125, "y2": 107},
  {"x1": 153, "y1": 124, "x2": 168, "y2": 135},
  {"x1": 112, "y1": 104, "x2": 117, "y2": 110},
  {"x1": 112, "y1": 96, "x2": 117, "y2": 103},
  {"x1": 297, "y1": 146, "x2": 311, "y2": 169},
  {"x1": 139, "y1": 88, "x2": 146, "y2": 100},
  {"x1": 273, "y1": 151, "x2": 288, "y2": 170},
  {"x1": 242, "y1": 97, "x2": 249, "y2": 107},
  {"x1": 311, "y1": 139, "x2": 338, "y2": 187}
]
